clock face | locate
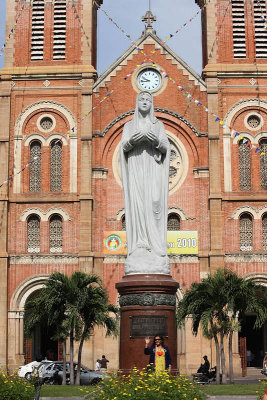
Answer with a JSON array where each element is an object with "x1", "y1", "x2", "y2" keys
[{"x1": 137, "y1": 68, "x2": 162, "y2": 91}]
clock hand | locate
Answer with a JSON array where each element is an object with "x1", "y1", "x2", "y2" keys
[{"x1": 141, "y1": 78, "x2": 150, "y2": 82}]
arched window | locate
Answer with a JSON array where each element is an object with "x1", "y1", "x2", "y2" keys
[
  {"x1": 50, "y1": 215, "x2": 63, "y2": 252},
  {"x1": 167, "y1": 213, "x2": 180, "y2": 231},
  {"x1": 262, "y1": 214, "x2": 267, "y2": 250},
  {"x1": 27, "y1": 215, "x2": 40, "y2": 253},
  {"x1": 121, "y1": 215, "x2": 126, "y2": 231},
  {"x1": 260, "y1": 139, "x2": 267, "y2": 189},
  {"x1": 50, "y1": 141, "x2": 62, "y2": 191},
  {"x1": 30, "y1": 141, "x2": 41, "y2": 192},
  {"x1": 240, "y1": 213, "x2": 253, "y2": 251},
  {"x1": 239, "y1": 141, "x2": 251, "y2": 190}
]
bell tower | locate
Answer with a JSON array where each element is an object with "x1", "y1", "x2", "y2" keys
[
  {"x1": 0, "y1": 0, "x2": 102, "y2": 369},
  {"x1": 197, "y1": 0, "x2": 267, "y2": 274}
]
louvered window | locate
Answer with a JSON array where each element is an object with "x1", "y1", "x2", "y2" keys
[
  {"x1": 254, "y1": 0, "x2": 267, "y2": 58},
  {"x1": 31, "y1": 0, "x2": 45, "y2": 60},
  {"x1": 167, "y1": 214, "x2": 180, "y2": 231},
  {"x1": 50, "y1": 215, "x2": 63, "y2": 252},
  {"x1": 240, "y1": 213, "x2": 253, "y2": 251},
  {"x1": 53, "y1": 0, "x2": 66, "y2": 60},
  {"x1": 239, "y1": 141, "x2": 251, "y2": 190},
  {"x1": 27, "y1": 215, "x2": 40, "y2": 253},
  {"x1": 121, "y1": 215, "x2": 126, "y2": 231},
  {"x1": 232, "y1": 0, "x2": 247, "y2": 58},
  {"x1": 50, "y1": 141, "x2": 62, "y2": 191},
  {"x1": 262, "y1": 214, "x2": 267, "y2": 250},
  {"x1": 260, "y1": 139, "x2": 267, "y2": 189},
  {"x1": 30, "y1": 141, "x2": 41, "y2": 192}
]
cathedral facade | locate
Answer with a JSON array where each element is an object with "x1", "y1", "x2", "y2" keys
[{"x1": 0, "y1": 0, "x2": 266, "y2": 375}]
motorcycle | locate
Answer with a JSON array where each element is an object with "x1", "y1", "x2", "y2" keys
[
  {"x1": 261, "y1": 357, "x2": 267, "y2": 376},
  {"x1": 192, "y1": 366, "x2": 217, "y2": 384}
]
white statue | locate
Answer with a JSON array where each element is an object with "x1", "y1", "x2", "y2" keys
[{"x1": 120, "y1": 91, "x2": 170, "y2": 275}]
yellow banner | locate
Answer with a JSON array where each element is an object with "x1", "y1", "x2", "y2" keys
[
  {"x1": 103, "y1": 231, "x2": 198, "y2": 255},
  {"x1": 167, "y1": 231, "x2": 198, "y2": 254}
]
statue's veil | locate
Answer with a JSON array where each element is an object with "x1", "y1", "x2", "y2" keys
[{"x1": 132, "y1": 91, "x2": 157, "y2": 131}]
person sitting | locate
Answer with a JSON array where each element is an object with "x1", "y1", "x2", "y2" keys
[{"x1": 197, "y1": 355, "x2": 210, "y2": 374}]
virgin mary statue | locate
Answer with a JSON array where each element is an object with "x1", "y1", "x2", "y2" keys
[{"x1": 120, "y1": 91, "x2": 170, "y2": 275}]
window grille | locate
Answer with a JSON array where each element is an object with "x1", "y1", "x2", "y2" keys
[
  {"x1": 50, "y1": 141, "x2": 62, "y2": 191},
  {"x1": 232, "y1": 0, "x2": 247, "y2": 58},
  {"x1": 262, "y1": 214, "x2": 267, "y2": 250},
  {"x1": 239, "y1": 141, "x2": 251, "y2": 190},
  {"x1": 167, "y1": 214, "x2": 180, "y2": 231},
  {"x1": 50, "y1": 215, "x2": 63, "y2": 252},
  {"x1": 254, "y1": 0, "x2": 267, "y2": 58},
  {"x1": 30, "y1": 141, "x2": 41, "y2": 192},
  {"x1": 240, "y1": 213, "x2": 253, "y2": 251},
  {"x1": 40, "y1": 116, "x2": 53, "y2": 130},
  {"x1": 121, "y1": 215, "x2": 126, "y2": 231},
  {"x1": 247, "y1": 114, "x2": 261, "y2": 129},
  {"x1": 260, "y1": 139, "x2": 267, "y2": 189},
  {"x1": 27, "y1": 215, "x2": 40, "y2": 253},
  {"x1": 53, "y1": 0, "x2": 66, "y2": 60},
  {"x1": 31, "y1": 0, "x2": 45, "y2": 60}
]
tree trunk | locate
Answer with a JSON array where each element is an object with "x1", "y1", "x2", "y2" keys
[
  {"x1": 75, "y1": 332, "x2": 85, "y2": 385},
  {"x1": 220, "y1": 332, "x2": 227, "y2": 384},
  {"x1": 62, "y1": 340, "x2": 66, "y2": 385},
  {"x1": 214, "y1": 334, "x2": 221, "y2": 385},
  {"x1": 70, "y1": 329, "x2": 74, "y2": 385},
  {"x1": 228, "y1": 330, "x2": 234, "y2": 383}
]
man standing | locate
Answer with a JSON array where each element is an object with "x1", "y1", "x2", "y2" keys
[{"x1": 99, "y1": 355, "x2": 109, "y2": 372}]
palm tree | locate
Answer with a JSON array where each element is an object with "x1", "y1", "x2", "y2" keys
[
  {"x1": 177, "y1": 269, "x2": 267, "y2": 385},
  {"x1": 24, "y1": 271, "x2": 119, "y2": 385},
  {"x1": 177, "y1": 270, "x2": 229, "y2": 384},
  {"x1": 75, "y1": 281, "x2": 118, "y2": 385},
  {"x1": 223, "y1": 271, "x2": 267, "y2": 383}
]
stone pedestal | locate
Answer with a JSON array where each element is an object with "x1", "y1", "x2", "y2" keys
[{"x1": 116, "y1": 274, "x2": 179, "y2": 372}]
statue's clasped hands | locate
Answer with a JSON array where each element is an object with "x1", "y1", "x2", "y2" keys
[
  {"x1": 147, "y1": 130, "x2": 159, "y2": 146},
  {"x1": 129, "y1": 131, "x2": 145, "y2": 145}
]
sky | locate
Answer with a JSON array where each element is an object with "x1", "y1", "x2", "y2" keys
[{"x1": 0, "y1": 0, "x2": 202, "y2": 75}]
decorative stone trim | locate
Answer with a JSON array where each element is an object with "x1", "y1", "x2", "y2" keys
[
  {"x1": 94, "y1": 108, "x2": 204, "y2": 138},
  {"x1": 19, "y1": 207, "x2": 71, "y2": 222},
  {"x1": 170, "y1": 255, "x2": 199, "y2": 263},
  {"x1": 24, "y1": 133, "x2": 68, "y2": 146},
  {"x1": 225, "y1": 253, "x2": 267, "y2": 263},
  {"x1": 103, "y1": 255, "x2": 199, "y2": 264},
  {"x1": 229, "y1": 206, "x2": 258, "y2": 220},
  {"x1": 119, "y1": 293, "x2": 176, "y2": 307},
  {"x1": 92, "y1": 168, "x2": 108, "y2": 179},
  {"x1": 9, "y1": 254, "x2": 78, "y2": 265},
  {"x1": 242, "y1": 272, "x2": 267, "y2": 287}
]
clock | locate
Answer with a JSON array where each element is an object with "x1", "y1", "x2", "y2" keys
[{"x1": 137, "y1": 68, "x2": 162, "y2": 92}]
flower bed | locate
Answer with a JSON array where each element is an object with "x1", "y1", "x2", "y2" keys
[
  {"x1": 0, "y1": 371, "x2": 35, "y2": 400},
  {"x1": 89, "y1": 368, "x2": 206, "y2": 400}
]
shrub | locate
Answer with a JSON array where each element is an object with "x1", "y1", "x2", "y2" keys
[
  {"x1": 0, "y1": 371, "x2": 35, "y2": 400},
  {"x1": 257, "y1": 378, "x2": 267, "y2": 400},
  {"x1": 89, "y1": 368, "x2": 206, "y2": 400}
]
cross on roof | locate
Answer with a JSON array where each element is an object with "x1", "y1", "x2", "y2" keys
[{"x1": 142, "y1": 10, "x2": 156, "y2": 30}]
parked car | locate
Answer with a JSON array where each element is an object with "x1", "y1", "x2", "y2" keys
[
  {"x1": 17, "y1": 360, "x2": 53, "y2": 381},
  {"x1": 41, "y1": 361, "x2": 107, "y2": 385}
]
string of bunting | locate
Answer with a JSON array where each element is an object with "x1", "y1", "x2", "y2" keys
[
  {"x1": 93, "y1": 0, "x2": 211, "y2": 52},
  {"x1": 256, "y1": 0, "x2": 267, "y2": 29},
  {"x1": 160, "y1": 0, "x2": 211, "y2": 45},
  {"x1": 0, "y1": 2, "x2": 25, "y2": 56}
]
